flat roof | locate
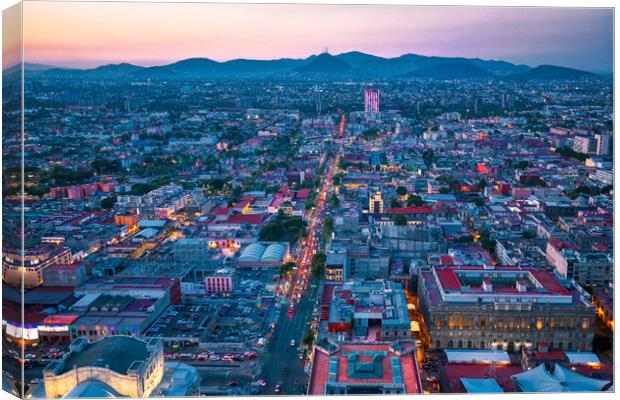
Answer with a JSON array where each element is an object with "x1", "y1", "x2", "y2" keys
[
  {"x1": 61, "y1": 336, "x2": 152, "y2": 375},
  {"x1": 309, "y1": 343, "x2": 421, "y2": 395},
  {"x1": 445, "y1": 349, "x2": 510, "y2": 364}
]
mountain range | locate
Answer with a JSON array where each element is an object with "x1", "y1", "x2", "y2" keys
[{"x1": 19, "y1": 51, "x2": 603, "y2": 81}]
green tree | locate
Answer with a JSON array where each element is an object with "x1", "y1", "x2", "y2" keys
[
  {"x1": 311, "y1": 253, "x2": 327, "y2": 278},
  {"x1": 396, "y1": 186, "x2": 408, "y2": 196},
  {"x1": 393, "y1": 214, "x2": 407, "y2": 226},
  {"x1": 323, "y1": 216, "x2": 334, "y2": 241},
  {"x1": 302, "y1": 329, "x2": 315, "y2": 348},
  {"x1": 422, "y1": 148, "x2": 436, "y2": 167},
  {"x1": 100, "y1": 196, "x2": 117, "y2": 209},
  {"x1": 407, "y1": 194, "x2": 424, "y2": 207},
  {"x1": 280, "y1": 261, "x2": 296, "y2": 278},
  {"x1": 329, "y1": 193, "x2": 340, "y2": 208}
]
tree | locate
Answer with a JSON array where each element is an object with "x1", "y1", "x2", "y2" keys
[
  {"x1": 522, "y1": 231, "x2": 536, "y2": 240},
  {"x1": 332, "y1": 174, "x2": 342, "y2": 186},
  {"x1": 393, "y1": 214, "x2": 407, "y2": 226},
  {"x1": 311, "y1": 253, "x2": 326, "y2": 278},
  {"x1": 323, "y1": 216, "x2": 334, "y2": 241},
  {"x1": 280, "y1": 262, "x2": 296, "y2": 278},
  {"x1": 474, "y1": 197, "x2": 485, "y2": 207},
  {"x1": 130, "y1": 183, "x2": 157, "y2": 195},
  {"x1": 477, "y1": 179, "x2": 487, "y2": 190},
  {"x1": 555, "y1": 146, "x2": 588, "y2": 162},
  {"x1": 396, "y1": 186, "x2": 407, "y2": 196},
  {"x1": 329, "y1": 193, "x2": 340, "y2": 208},
  {"x1": 91, "y1": 158, "x2": 122, "y2": 174},
  {"x1": 407, "y1": 194, "x2": 424, "y2": 207},
  {"x1": 422, "y1": 148, "x2": 435, "y2": 167},
  {"x1": 516, "y1": 161, "x2": 530, "y2": 169},
  {"x1": 100, "y1": 196, "x2": 117, "y2": 209},
  {"x1": 302, "y1": 329, "x2": 315, "y2": 348},
  {"x1": 390, "y1": 198, "x2": 401, "y2": 208},
  {"x1": 455, "y1": 235, "x2": 474, "y2": 243}
]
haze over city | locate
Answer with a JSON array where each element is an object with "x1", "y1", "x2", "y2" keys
[{"x1": 22, "y1": 2, "x2": 613, "y2": 72}]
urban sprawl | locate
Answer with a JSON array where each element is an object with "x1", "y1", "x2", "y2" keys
[{"x1": 1, "y1": 60, "x2": 614, "y2": 397}]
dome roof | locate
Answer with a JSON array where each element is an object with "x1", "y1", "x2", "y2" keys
[
  {"x1": 260, "y1": 243, "x2": 286, "y2": 262},
  {"x1": 64, "y1": 380, "x2": 121, "y2": 398},
  {"x1": 238, "y1": 243, "x2": 266, "y2": 262}
]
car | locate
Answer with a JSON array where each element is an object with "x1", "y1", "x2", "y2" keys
[
  {"x1": 290, "y1": 339, "x2": 295, "y2": 347},
  {"x1": 257, "y1": 379, "x2": 267, "y2": 387},
  {"x1": 209, "y1": 355, "x2": 220, "y2": 361},
  {"x1": 274, "y1": 384, "x2": 281, "y2": 393},
  {"x1": 221, "y1": 355, "x2": 233, "y2": 362}
]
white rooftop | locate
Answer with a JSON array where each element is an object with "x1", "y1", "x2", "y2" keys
[{"x1": 445, "y1": 349, "x2": 511, "y2": 364}]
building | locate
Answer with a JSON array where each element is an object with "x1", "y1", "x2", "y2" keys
[
  {"x1": 308, "y1": 340, "x2": 422, "y2": 395},
  {"x1": 115, "y1": 213, "x2": 140, "y2": 230},
  {"x1": 325, "y1": 251, "x2": 348, "y2": 281},
  {"x1": 572, "y1": 136, "x2": 597, "y2": 154},
  {"x1": 592, "y1": 285, "x2": 613, "y2": 331},
  {"x1": 594, "y1": 133, "x2": 612, "y2": 156},
  {"x1": 43, "y1": 336, "x2": 164, "y2": 398},
  {"x1": 174, "y1": 238, "x2": 211, "y2": 264},
  {"x1": 546, "y1": 239, "x2": 613, "y2": 286},
  {"x1": 369, "y1": 191, "x2": 384, "y2": 214},
  {"x1": 205, "y1": 268, "x2": 235, "y2": 293},
  {"x1": 75, "y1": 276, "x2": 181, "y2": 304},
  {"x1": 326, "y1": 280, "x2": 411, "y2": 342},
  {"x1": 2, "y1": 245, "x2": 73, "y2": 288},
  {"x1": 41, "y1": 263, "x2": 88, "y2": 287},
  {"x1": 441, "y1": 349, "x2": 523, "y2": 393},
  {"x1": 364, "y1": 88, "x2": 380, "y2": 114},
  {"x1": 418, "y1": 265, "x2": 596, "y2": 352},
  {"x1": 68, "y1": 293, "x2": 169, "y2": 341},
  {"x1": 380, "y1": 225, "x2": 447, "y2": 259},
  {"x1": 236, "y1": 242, "x2": 289, "y2": 268}
]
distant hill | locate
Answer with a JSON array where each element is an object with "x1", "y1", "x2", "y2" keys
[
  {"x1": 33, "y1": 51, "x2": 602, "y2": 81},
  {"x1": 404, "y1": 61, "x2": 494, "y2": 79},
  {"x1": 296, "y1": 53, "x2": 352, "y2": 73},
  {"x1": 508, "y1": 65, "x2": 598, "y2": 81},
  {"x1": 89, "y1": 63, "x2": 144, "y2": 77}
]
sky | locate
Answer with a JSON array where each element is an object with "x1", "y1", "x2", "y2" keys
[{"x1": 21, "y1": 2, "x2": 613, "y2": 72}]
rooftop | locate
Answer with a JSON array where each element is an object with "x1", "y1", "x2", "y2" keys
[{"x1": 60, "y1": 336, "x2": 155, "y2": 375}]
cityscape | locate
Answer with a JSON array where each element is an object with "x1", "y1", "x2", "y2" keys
[{"x1": 1, "y1": 2, "x2": 615, "y2": 398}]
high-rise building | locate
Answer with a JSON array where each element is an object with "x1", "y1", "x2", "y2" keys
[
  {"x1": 364, "y1": 88, "x2": 380, "y2": 113},
  {"x1": 595, "y1": 133, "x2": 612, "y2": 156},
  {"x1": 369, "y1": 191, "x2": 384, "y2": 214},
  {"x1": 314, "y1": 86, "x2": 324, "y2": 116}
]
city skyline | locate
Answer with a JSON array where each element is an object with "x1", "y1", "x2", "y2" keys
[{"x1": 22, "y1": 2, "x2": 613, "y2": 72}]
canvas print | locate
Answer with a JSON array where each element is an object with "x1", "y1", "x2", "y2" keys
[{"x1": 1, "y1": 1, "x2": 614, "y2": 398}]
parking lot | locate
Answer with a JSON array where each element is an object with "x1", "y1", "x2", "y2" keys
[{"x1": 145, "y1": 303, "x2": 213, "y2": 348}]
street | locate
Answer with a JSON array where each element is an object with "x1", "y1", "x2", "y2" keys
[{"x1": 257, "y1": 147, "x2": 338, "y2": 395}]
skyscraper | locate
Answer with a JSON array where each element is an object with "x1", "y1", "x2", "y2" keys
[
  {"x1": 314, "y1": 86, "x2": 323, "y2": 116},
  {"x1": 364, "y1": 88, "x2": 380, "y2": 113}
]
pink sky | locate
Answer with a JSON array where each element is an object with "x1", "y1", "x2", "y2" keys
[{"x1": 22, "y1": 2, "x2": 613, "y2": 71}]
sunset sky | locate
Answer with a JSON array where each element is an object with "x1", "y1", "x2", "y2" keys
[{"x1": 22, "y1": 2, "x2": 613, "y2": 71}]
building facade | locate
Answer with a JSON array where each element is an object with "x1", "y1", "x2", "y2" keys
[{"x1": 418, "y1": 265, "x2": 596, "y2": 353}]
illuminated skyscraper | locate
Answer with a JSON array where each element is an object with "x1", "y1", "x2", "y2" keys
[{"x1": 364, "y1": 88, "x2": 380, "y2": 113}]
